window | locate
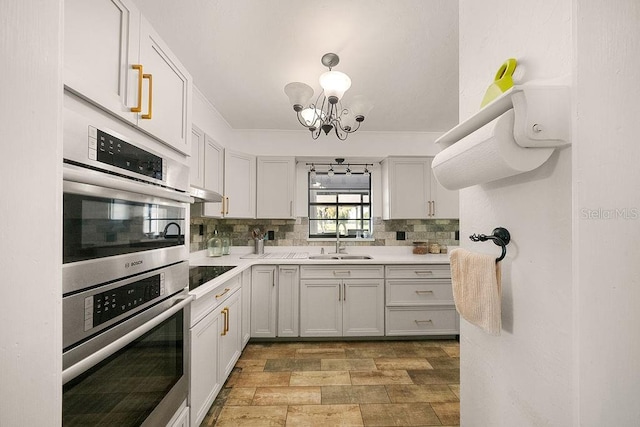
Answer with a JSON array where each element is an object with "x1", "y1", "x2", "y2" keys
[{"x1": 308, "y1": 172, "x2": 372, "y2": 239}]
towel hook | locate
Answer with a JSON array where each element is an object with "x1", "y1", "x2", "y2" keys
[{"x1": 469, "y1": 227, "x2": 511, "y2": 263}]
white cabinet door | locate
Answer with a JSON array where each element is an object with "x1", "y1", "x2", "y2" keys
[
  {"x1": 382, "y1": 157, "x2": 431, "y2": 219},
  {"x1": 343, "y1": 279, "x2": 385, "y2": 337},
  {"x1": 218, "y1": 290, "x2": 242, "y2": 381},
  {"x1": 64, "y1": 0, "x2": 139, "y2": 123},
  {"x1": 241, "y1": 268, "x2": 251, "y2": 348},
  {"x1": 256, "y1": 157, "x2": 295, "y2": 219},
  {"x1": 382, "y1": 156, "x2": 459, "y2": 219},
  {"x1": 430, "y1": 167, "x2": 459, "y2": 218},
  {"x1": 201, "y1": 136, "x2": 225, "y2": 218},
  {"x1": 190, "y1": 125, "x2": 205, "y2": 188},
  {"x1": 223, "y1": 150, "x2": 256, "y2": 218},
  {"x1": 189, "y1": 310, "x2": 220, "y2": 427},
  {"x1": 250, "y1": 266, "x2": 277, "y2": 337},
  {"x1": 204, "y1": 136, "x2": 224, "y2": 195},
  {"x1": 277, "y1": 266, "x2": 300, "y2": 337},
  {"x1": 299, "y1": 280, "x2": 342, "y2": 337},
  {"x1": 136, "y1": 17, "x2": 192, "y2": 155}
]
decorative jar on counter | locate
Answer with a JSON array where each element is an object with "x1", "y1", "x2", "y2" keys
[
  {"x1": 429, "y1": 242, "x2": 441, "y2": 254},
  {"x1": 207, "y1": 230, "x2": 223, "y2": 257},
  {"x1": 413, "y1": 242, "x2": 428, "y2": 255}
]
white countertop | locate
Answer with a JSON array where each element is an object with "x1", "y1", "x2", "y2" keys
[{"x1": 188, "y1": 245, "x2": 453, "y2": 300}]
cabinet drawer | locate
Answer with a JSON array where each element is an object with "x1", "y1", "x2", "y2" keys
[
  {"x1": 191, "y1": 275, "x2": 241, "y2": 326},
  {"x1": 385, "y1": 264, "x2": 451, "y2": 279},
  {"x1": 386, "y1": 307, "x2": 458, "y2": 336},
  {"x1": 386, "y1": 280, "x2": 453, "y2": 306},
  {"x1": 300, "y1": 265, "x2": 384, "y2": 279}
]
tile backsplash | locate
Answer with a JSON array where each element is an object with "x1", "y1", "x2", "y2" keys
[{"x1": 190, "y1": 215, "x2": 459, "y2": 253}]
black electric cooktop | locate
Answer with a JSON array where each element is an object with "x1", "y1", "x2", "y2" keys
[{"x1": 189, "y1": 265, "x2": 236, "y2": 290}]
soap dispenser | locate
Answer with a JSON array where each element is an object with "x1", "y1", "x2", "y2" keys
[{"x1": 207, "y1": 229, "x2": 223, "y2": 257}]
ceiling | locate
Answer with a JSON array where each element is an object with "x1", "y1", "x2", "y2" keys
[{"x1": 131, "y1": 0, "x2": 459, "y2": 133}]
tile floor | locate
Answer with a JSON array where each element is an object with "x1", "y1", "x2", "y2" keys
[{"x1": 201, "y1": 339, "x2": 460, "y2": 426}]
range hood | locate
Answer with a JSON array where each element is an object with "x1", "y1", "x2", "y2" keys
[{"x1": 189, "y1": 186, "x2": 223, "y2": 203}]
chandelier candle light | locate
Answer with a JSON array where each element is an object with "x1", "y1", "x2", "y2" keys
[{"x1": 284, "y1": 53, "x2": 373, "y2": 140}]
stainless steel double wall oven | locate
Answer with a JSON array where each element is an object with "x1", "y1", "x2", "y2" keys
[{"x1": 62, "y1": 103, "x2": 192, "y2": 426}]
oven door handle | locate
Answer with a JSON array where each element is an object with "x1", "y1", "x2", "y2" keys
[
  {"x1": 63, "y1": 163, "x2": 192, "y2": 204},
  {"x1": 62, "y1": 295, "x2": 193, "y2": 385}
]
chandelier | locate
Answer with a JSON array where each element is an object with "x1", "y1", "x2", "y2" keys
[{"x1": 284, "y1": 53, "x2": 373, "y2": 140}]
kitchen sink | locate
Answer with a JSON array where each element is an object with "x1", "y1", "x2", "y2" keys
[{"x1": 308, "y1": 254, "x2": 373, "y2": 260}]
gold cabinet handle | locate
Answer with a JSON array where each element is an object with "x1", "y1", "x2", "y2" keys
[
  {"x1": 225, "y1": 307, "x2": 230, "y2": 333},
  {"x1": 215, "y1": 288, "x2": 231, "y2": 299},
  {"x1": 221, "y1": 308, "x2": 228, "y2": 336},
  {"x1": 221, "y1": 197, "x2": 225, "y2": 215},
  {"x1": 432, "y1": 200, "x2": 436, "y2": 217},
  {"x1": 142, "y1": 73, "x2": 153, "y2": 119},
  {"x1": 225, "y1": 197, "x2": 230, "y2": 215},
  {"x1": 131, "y1": 64, "x2": 143, "y2": 113},
  {"x1": 415, "y1": 290, "x2": 434, "y2": 294},
  {"x1": 333, "y1": 270, "x2": 351, "y2": 276},
  {"x1": 415, "y1": 319, "x2": 433, "y2": 324},
  {"x1": 343, "y1": 283, "x2": 346, "y2": 301},
  {"x1": 415, "y1": 270, "x2": 433, "y2": 275}
]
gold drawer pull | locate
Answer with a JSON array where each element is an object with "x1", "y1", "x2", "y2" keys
[
  {"x1": 131, "y1": 64, "x2": 143, "y2": 112},
  {"x1": 215, "y1": 288, "x2": 231, "y2": 299},
  {"x1": 415, "y1": 290, "x2": 434, "y2": 294},
  {"x1": 142, "y1": 73, "x2": 152, "y2": 119},
  {"x1": 415, "y1": 319, "x2": 433, "y2": 324}
]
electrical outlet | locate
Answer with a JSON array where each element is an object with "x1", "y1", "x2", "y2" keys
[
  {"x1": 267, "y1": 230, "x2": 275, "y2": 240},
  {"x1": 396, "y1": 231, "x2": 406, "y2": 240}
]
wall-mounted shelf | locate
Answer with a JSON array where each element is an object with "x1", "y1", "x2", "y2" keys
[{"x1": 436, "y1": 80, "x2": 571, "y2": 150}]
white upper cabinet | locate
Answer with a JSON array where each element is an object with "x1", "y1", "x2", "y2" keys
[
  {"x1": 221, "y1": 150, "x2": 256, "y2": 218},
  {"x1": 204, "y1": 135, "x2": 224, "y2": 195},
  {"x1": 190, "y1": 126, "x2": 205, "y2": 188},
  {"x1": 64, "y1": 0, "x2": 192, "y2": 156},
  {"x1": 382, "y1": 157, "x2": 459, "y2": 219},
  {"x1": 136, "y1": 17, "x2": 192, "y2": 155},
  {"x1": 256, "y1": 157, "x2": 295, "y2": 219},
  {"x1": 64, "y1": 0, "x2": 139, "y2": 123}
]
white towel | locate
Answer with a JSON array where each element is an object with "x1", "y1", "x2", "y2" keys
[{"x1": 449, "y1": 248, "x2": 502, "y2": 335}]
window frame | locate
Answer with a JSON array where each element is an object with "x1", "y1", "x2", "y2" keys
[{"x1": 307, "y1": 171, "x2": 372, "y2": 239}]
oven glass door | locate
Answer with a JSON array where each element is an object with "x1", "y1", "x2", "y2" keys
[
  {"x1": 63, "y1": 181, "x2": 186, "y2": 264},
  {"x1": 62, "y1": 310, "x2": 185, "y2": 426}
]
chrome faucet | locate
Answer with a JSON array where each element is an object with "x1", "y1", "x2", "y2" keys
[{"x1": 335, "y1": 226, "x2": 346, "y2": 254}]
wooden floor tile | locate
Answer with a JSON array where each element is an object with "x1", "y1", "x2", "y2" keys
[
  {"x1": 290, "y1": 370, "x2": 351, "y2": 386},
  {"x1": 432, "y1": 401, "x2": 461, "y2": 425},
  {"x1": 264, "y1": 358, "x2": 321, "y2": 372},
  {"x1": 407, "y1": 369, "x2": 460, "y2": 385},
  {"x1": 252, "y1": 386, "x2": 321, "y2": 406},
  {"x1": 385, "y1": 384, "x2": 459, "y2": 403},
  {"x1": 215, "y1": 405, "x2": 287, "y2": 426},
  {"x1": 234, "y1": 371, "x2": 291, "y2": 387},
  {"x1": 360, "y1": 402, "x2": 441, "y2": 426},
  {"x1": 295, "y1": 348, "x2": 347, "y2": 359},
  {"x1": 286, "y1": 404, "x2": 364, "y2": 426},
  {"x1": 374, "y1": 357, "x2": 434, "y2": 370},
  {"x1": 322, "y1": 385, "x2": 391, "y2": 404},
  {"x1": 350, "y1": 370, "x2": 413, "y2": 386},
  {"x1": 321, "y1": 358, "x2": 377, "y2": 371}
]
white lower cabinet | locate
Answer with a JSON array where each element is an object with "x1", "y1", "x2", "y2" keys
[
  {"x1": 241, "y1": 268, "x2": 251, "y2": 348},
  {"x1": 299, "y1": 266, "x2": 384, "y2": 337},
  {"x1": 189, "y1": 276, "x2": 242, "y2": 427},
  {"x1": 167, "y1": 401, "x2": 189, "y2": 427},
  {"x1": 277, "y1": 266, "x2": 300, "y2": 337},
  {"x1": 250, "y1": 265, "x2": 300, "y2": 338},
  {"x1": 250, "y1": 266, "x2": 277, "y2": 338},
  {"x1": 384, "y1": 265, "x2": 459, "y2": 336}
]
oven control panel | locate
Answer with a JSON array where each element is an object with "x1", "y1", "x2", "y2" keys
[
  {"x1": 88, "y1": 126, "x2": 165, "y2": 181},
  {"x1": 84, "y1": 273, "x2": 166, "y2": 331}
]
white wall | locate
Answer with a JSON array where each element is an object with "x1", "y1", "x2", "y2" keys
[
  {"x1": 0, "y1": 0, "x2": 63, "y2": 424},
  {"x1": 574, "y1": 0, "x2": 640, "y2": 424},
  {"x1": 458, "y1": 0, "x2": 573, "y2": 425}
]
